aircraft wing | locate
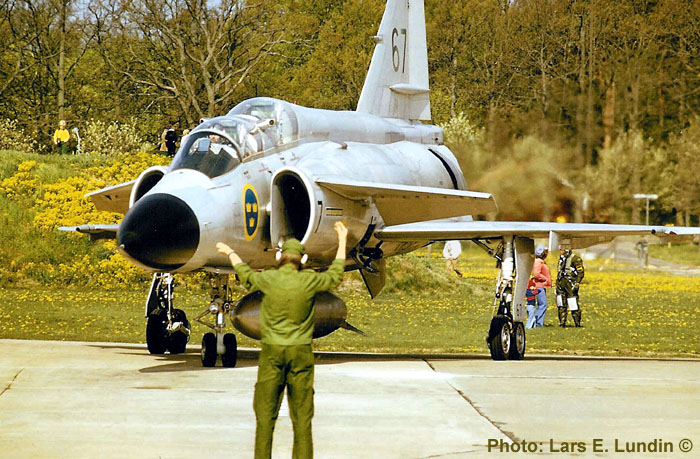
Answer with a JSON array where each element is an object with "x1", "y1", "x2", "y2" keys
[
  {"x1": 58, "y1": 224, "x2": 119, "y2": 241},
  {"x1": 375, "y1": 220, "x2": 700, "y2": 249},
  {"x1": 316, "y1": 177, "x2": 497, "y2": 226},
  {"x1": 86, "y1": 180, "x2": 135, "y2": 214}
]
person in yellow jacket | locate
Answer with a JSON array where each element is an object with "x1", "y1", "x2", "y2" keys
[
  {"x1": 216, "y1": 221, "x2": 348, "y2": 459},
  {"x1": 53, "y1": 120, "x2": 70, "y2": 154}
]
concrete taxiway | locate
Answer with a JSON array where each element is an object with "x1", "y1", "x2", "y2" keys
[{"x1": 0, "y1": 339, "x2": 698, "y2": 458}]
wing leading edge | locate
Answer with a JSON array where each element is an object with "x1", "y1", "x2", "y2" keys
[
  {"x1": 376, "y1": 220, "x2": 700, "y2": 249},
  {"x1": 316, "y1": 177, "x2": 497, "y2": 226},
  {"x1": 86, "y1": 180, "x2": 135, "y2": 214}
]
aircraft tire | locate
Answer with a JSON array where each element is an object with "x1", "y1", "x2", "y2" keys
[
  {"x1": 222, "y1": 333, "x2": 237, "y2": 368},
  {"x1": 508, "y1": 321, "x2": 526, "y2": 360},
  {"x1": 201, "y1": 333, "x2": 217, "y2": 367},
  {"x1": 146, "y1": 309, "x2": 168, "y2": 354},
  {"x1": 488, "y1": 318, "x2": 511, "y2": 361},
  {"x1": 166, "y1": 309, "x2": 190, "y2": 354}
]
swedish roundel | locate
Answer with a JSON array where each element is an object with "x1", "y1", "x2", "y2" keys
[{"x1": 243, "y1": 185, "x2": 259, "y2": 241}]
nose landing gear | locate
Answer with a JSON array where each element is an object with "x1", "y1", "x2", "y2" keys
[{"x1": 194, "y1": 274, "x2": 238, "y2": 367}]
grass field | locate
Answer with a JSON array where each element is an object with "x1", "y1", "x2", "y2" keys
[
  {"x1": 2, "y1": 248, "x2": 698, "y2": 358},
  {"x1": 2, "y1": 151, "x2": 698, "y2": 358},
  {"x1": 648, "y1": 242, "x2": 700, "y2": 266}
]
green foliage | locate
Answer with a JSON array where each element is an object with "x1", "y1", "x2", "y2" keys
[
  {"x1": 0, "y1": 120, "x2": 44, "y2": 154},
  {"x1": 81, "y1": 119, "x2": 153, "y2": 156},
  {"x1": 280, "y1": 0, "x2": 384, "y2": 110},
  {"x1": 666, "y1": 117, "x2": 700, "y2": 218},
  {"x1": 0, "y1": 150, "x2": 167, "y2": 288},
  {"x1": 648, "y1": 242, "x2": 700, "y2": 266},
  {"x1": 441, "y1": 113, "x2": 489, "y2": 185},
  {"x1": 382, "y1": 253, "x2": 473, "y2": 295},
  {"x1": 1, "y1": 1, "x2": 699, "y2": 231}
]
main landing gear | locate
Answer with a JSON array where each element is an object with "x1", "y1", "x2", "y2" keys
[
  {"x1": 475, "y1": 237, "x2": 533, "y2": 361},
  {"x1": 145, "y1": 273, "x2": 191, "y2": 355},
  {"x1": 193, "y1": 274, "x2": 238, "y2": 368}
]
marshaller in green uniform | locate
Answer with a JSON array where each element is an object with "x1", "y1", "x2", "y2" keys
[{"x1": 217, "y1": 222, "x2": 348, "y2": 459}]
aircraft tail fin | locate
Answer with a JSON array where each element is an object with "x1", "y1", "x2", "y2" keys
[{"x1": 356, "y1": 0, "x2": 430, "y2": 121}]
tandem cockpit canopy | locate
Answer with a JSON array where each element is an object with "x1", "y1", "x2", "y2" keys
[
  {"x1": 171, "y1": 98, "x2": 300, "y2": 179},
  {"x1": 227, "y1": 97, "x2": 300, "y2": 151},
  {"x1": 170, "y1": 128, "x2": 242, "y2": 179}
]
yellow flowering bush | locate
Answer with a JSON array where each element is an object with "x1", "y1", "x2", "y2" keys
[
  {"x1": 94, "y1": 240, "x2": 150, "y2": 286},
  {"x1": 0, "y1": 160, "x2": 40, "y2": 199},
  {"x1": 0, "y1": 151, "x2": 168, "y2": 287},
  {"x1": 33, "y1": 152, "x2": 168, "y2": 230},
  {"x1": 28, "y1": 152, "x2": 168, "y2": 286}
]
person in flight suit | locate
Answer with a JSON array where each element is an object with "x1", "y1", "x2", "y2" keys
[
  {"x1": 556, "y1": 248, "x2": 585, "y2": 327},
  {"x1": 216, "y1": 221, "x2": 348, "y2": 459}
]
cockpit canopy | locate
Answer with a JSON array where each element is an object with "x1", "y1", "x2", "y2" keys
[
  {"x1": 170, "y1": 131, "x2": 241, "y2": 179},
  {"x1": 170, "y1": 98, "x2": 300, "y2": 178},
  {"x1": 228, "y1": 97, "x2": 299, "y2": 150}
]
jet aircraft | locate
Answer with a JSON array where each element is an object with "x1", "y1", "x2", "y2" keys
[{"x1": 63, "y1": 0, "x2": 700, "y2": 365}]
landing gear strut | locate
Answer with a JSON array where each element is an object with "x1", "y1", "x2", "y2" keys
[
  {"x1": 477, "y1": 237, "x2": 532, "y2": 361},
  {"x1": 145, "y1": 273, "x2": 191, "y2": 354},
  {"x1": 194, "y1": 274, "x2": 238, "y2": 367}
]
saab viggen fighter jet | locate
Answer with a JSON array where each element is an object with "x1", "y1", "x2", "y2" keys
[{"x1": 63, "y1": 0, "x2": 700, "y2": 365}]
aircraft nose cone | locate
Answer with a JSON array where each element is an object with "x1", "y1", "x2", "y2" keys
[{"x1": 118, "y1": 193, "x2": 200, "y2": 270}]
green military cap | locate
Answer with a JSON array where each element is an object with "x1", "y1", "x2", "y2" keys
[{"x1": 281, "y1": 238, "x2": 305, "y2": 255}]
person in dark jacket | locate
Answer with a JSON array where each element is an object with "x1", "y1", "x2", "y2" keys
[
  {"x1": 164, "y1": 126, "x2": 178, "y2": 156},
  {"x1": 556, "y1": 248, "x2": 585, "y2": 327}
]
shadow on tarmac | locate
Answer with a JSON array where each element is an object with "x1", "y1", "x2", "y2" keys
[{"x1": 87, "y1": 343, "x2": 698, "y2": 374}]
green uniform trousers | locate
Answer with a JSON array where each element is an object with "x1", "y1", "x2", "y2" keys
[{"x1": 254, "y1": 344, "x2": 314, "y2": 459}]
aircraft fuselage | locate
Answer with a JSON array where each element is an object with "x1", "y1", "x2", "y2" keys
[{"x1": 117, "y1": 97, "x2": 467, "y2": 274}]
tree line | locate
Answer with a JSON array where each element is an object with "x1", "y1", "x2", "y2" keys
[{"x1": 1, "y1": 0, "x2": 699, "y2": 223}]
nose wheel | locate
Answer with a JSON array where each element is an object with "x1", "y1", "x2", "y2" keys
[
  {"x1": 194, "y1": 274, "x2": 239, "y2": 367},
  {"x1": 201, "y1": 333, "x2": 217, "y2": 367},
  {"x1": 200, "y1": 332, "x2": 238, "y2": 368}
]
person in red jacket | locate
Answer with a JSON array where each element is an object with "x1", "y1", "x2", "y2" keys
[{"x1": 527, "y1": 244, "x2": 552, "y2": 328}]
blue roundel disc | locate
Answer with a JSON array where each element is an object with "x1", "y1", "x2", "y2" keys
[{"x1": 243, "y1": 185, "x2": 259, "y2": 241}]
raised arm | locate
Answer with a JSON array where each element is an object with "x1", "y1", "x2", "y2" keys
[
  {"x1": 216, "y1": 242, "x2": 243, "y2": 266},
  {"x1": 334, "y1": 221, "x2": 348, "y2": 260}
]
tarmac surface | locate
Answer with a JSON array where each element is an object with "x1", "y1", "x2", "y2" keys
[{"x1": 1, "y1": 339, "x2": 698, "y2": 458}]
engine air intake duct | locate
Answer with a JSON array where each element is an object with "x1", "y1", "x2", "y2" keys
[{"x1": 270, "y1": 168, "x2": 314, "y2": 244}]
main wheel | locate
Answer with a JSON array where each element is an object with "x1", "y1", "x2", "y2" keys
[
  {"x1": 508, "y1": 321, "x2": 526, "y2": 360},
  {"x1": 222, "y1": 333, "x2": 237, "y2": 368},
  {"x1": 166, "y1": 309, "x2": 190, "y2": 354},
  {"x1": 488, "y1": 318, "x2": 511, "y2": 361},
  {"x1": 146, "y1": 309, "x2": 168, "y2": 354},
  {"x1": 201, "y1": 333, "x2": 217, "y2": 367}
]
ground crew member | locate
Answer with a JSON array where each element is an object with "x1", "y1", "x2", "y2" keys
[
  {"x1": 53, "y1": 120, "x2": 70, "y2": 154},
  {"x1": 216, "y1": 221, "x2": 348, "y2": 459},
  {"x1": 527, "y1": 244, "x2": 551, "y2": 328},
  {"x1": 443, "y1": 240, "x2": 462, "y2": 277},
  {"x1": 556, "y1": 248, "x2": 585, "y2": 327}
]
